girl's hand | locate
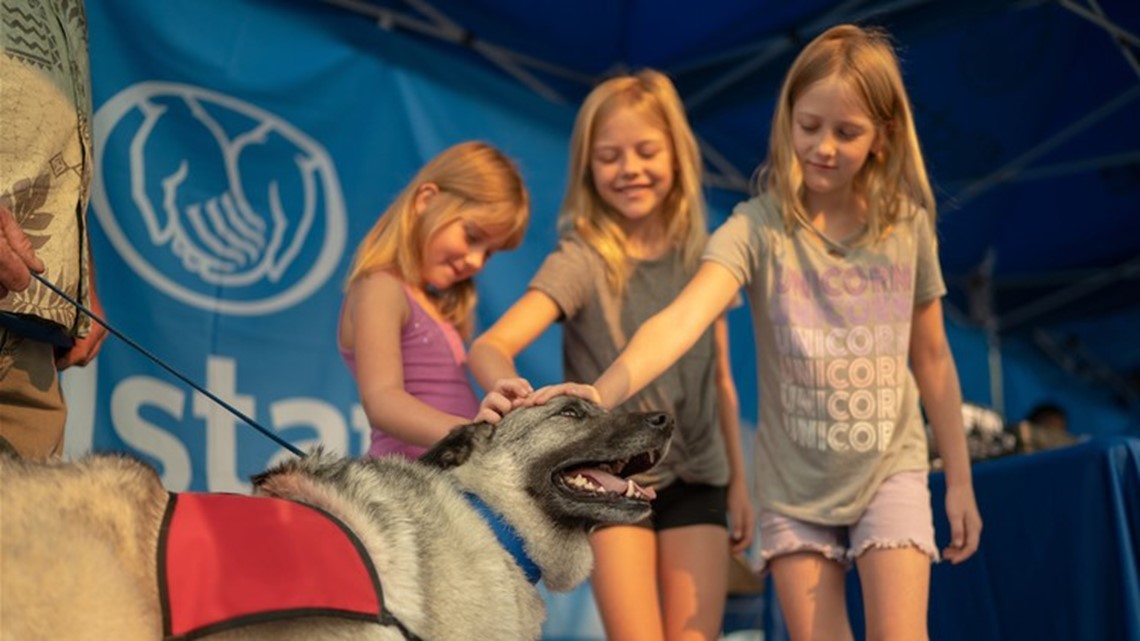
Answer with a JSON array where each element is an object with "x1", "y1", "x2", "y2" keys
[
  {"x1": 727, "y1": 478, "x2": 755, "y2": 553},
  {"x1": 523, "y1": 383, "x2": 601, "y2": 407},
  {"x1": 941, "y1": 482, "x2": 982, "y2": 564},
  {"x1": 474, "y1": 377, "x2": 533, "y2": 424},
  {"x1": 492, "y1": 377, "x2": 533, "y2": 405}
]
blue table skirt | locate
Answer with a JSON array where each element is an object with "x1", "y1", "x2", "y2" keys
[{"x1": 763, "y1": 435, "x2": 1140, "y2": 641}]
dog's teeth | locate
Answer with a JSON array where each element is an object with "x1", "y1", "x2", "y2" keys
[
  {"x1": 568, "y1": 474, "x2": 603, "y2": 492},
  {"x1": 624, "y1": 480, "x2": 636, "y2": 498}
]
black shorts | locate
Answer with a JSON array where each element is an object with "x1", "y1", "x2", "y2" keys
[{"x1": 635, "y1": 480, "x2": 728, "y2": 532}]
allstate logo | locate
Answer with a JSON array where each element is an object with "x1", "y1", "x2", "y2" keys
[{"x1": 91, "y1": 82, "x2": 346, "y2": 315}]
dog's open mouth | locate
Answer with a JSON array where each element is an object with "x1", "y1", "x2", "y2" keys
[{"x1": 556, "y1": 447, "x2": 664, "y2": 502}]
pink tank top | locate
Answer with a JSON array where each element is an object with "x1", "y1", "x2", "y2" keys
[{"x1": 340, "y1": 286, "x2": 480, "y2": 459}]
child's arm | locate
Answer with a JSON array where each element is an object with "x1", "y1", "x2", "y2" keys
[
  {"x1": 348, "y1": 273, "x2": 472, "y2": 446},
  {"x1": 910, "y1": 297, "x2": 982, "y2": 564},
  {"x1": 714, "y1": 314, "x2": 755, "y2": 553},
  {"x1": 529, "y1": 261, "x2": 741, "y2": 409},
  {"x1": 469, "y1": 289, "x2": 561, "y2": 420}
]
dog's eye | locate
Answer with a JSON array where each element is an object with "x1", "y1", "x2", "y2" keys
[{"x1": 558, "y1": 406, "x2": 584, "y2": 419}]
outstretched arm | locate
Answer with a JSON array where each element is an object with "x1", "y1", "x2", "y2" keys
[
  {"x1": 468, "y1": 289, "x2": 561, "y2": 422},
  {"x1": 911, "y1": 297, "x2": 981, "y2": 564},
  {"x1": 529, "y1": 261, "x2": 742, "y2": 409}
]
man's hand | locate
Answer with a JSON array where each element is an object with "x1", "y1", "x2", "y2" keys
[{"x1": 0, "y1": 203, "x2": 44, "y2": 299}]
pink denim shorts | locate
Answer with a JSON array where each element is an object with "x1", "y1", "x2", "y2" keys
[{"x1": 756, "y1": 470, "x2": 940, "y2": 574}]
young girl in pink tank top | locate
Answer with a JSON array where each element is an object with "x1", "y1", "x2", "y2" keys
[{"x1": 338, "y1": 141, "x2": 530, "y2": 458}]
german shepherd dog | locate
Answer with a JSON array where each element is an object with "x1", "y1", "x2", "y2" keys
[{"x1": 0, "y1": 396, "x2": 672, "y2": 640}]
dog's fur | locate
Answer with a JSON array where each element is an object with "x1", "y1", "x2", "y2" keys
[{"x1": 0, "y1": 397, "x2": 672, "y2": 640}]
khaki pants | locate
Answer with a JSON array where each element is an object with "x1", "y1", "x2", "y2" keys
[{"x1": 0, "y1": 328, "x2": 66, "y2": 460}]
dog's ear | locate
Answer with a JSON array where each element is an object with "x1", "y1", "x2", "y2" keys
[{"x1": 420, "y1": 422, "x2": 495, "y2": 469}]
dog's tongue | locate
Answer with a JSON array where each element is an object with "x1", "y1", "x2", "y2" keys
[{"x1": 576, "y1": 469, "x2": 656, "y2": 500}]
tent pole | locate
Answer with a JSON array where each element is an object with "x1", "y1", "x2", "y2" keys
[
  {"x1": 968, "y1": 248, "x2": 1005, "y2": 416},
  {"x1": 1059, "y1": 0, "x2": 1140, "y2": 49},
  {"x1": 698, "y1": 136, "x2": 750, "y2": 193},
  {"x1": 1000, "y1": 150, "x2": 1140, "y2": 183},
  {"x1": 998, "y1": 256, "x2": 1140, "y2": 332},
  {"x1": 1062, "y1": 0, "x2": 1140, "y2": 77},
  {"x1": 947, "y1": 84, "x2": 1140, "y2": 210},
  {"x1": 321, "y1": 0, "x2": 580, "y2": 103},
  {"x1": 987, "y1": 320, "x2": 1005, "y2": 419},
  {"x1": 685, "y1": 0, "x2": 876, "y2": 111}
]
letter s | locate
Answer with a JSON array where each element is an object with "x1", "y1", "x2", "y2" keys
[{"x1": 112, "y1": 376, "x2": 193, "y2": 489}]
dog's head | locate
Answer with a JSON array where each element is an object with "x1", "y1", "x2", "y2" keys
[{"x1": 421, "y1": 395, "x2": 673, "y2": 532}]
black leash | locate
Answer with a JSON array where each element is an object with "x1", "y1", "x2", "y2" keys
[{"x1": 31, "y1": 272, "x2": 305, "y2": 457}]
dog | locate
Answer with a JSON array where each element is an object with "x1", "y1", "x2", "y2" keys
[{"x1": 0, "y1": 396, "x2": 672, "y2": 640}]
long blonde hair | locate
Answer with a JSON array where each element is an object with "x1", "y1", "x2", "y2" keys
[
  {"x1": 561, "y1": 69, "x2": 707, "y2": 295},
  {"x1": 757, "y1": 24, "x2": 936, "y2": 242},
  {"x1": 346, "y1": 141, "x2": 529, "y2": 337}
]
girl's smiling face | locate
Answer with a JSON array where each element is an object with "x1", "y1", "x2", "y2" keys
[
  {"x1": 589, "y1": 106, "x2": 676, "y2": 229},
  {"x1": 792, "y1": 75, "x2": 880, "y2": 198},
  {"x1": 419, "y1": 212, "x2": 506, "y2": 290},
  {"x1": 412, "y1": 182, "x2": 511, "y2": 290}
]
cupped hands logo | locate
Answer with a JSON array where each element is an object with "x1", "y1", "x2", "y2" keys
[{"x1": 92, "y1": 82, "x2": 346, "y2": 315}]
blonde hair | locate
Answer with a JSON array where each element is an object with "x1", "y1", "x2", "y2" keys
[
  {"x1": 346, "y1": 141, "x2": 529, "y2": 338},
  {"x1": 757, "y1": 24, "x2": 936, "y2": 242},
  {"x1": 560, "y1": 69, "x2": 707, "y2": 295}
]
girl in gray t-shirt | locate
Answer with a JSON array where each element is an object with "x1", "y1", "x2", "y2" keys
[
  {"x1": 470, "y1": 70, "x2": 753, "y2": 641},
  {"x1": 526, "y1": 25, "x2": 982, "y2": 641}
]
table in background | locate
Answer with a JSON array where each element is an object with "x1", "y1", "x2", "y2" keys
[{"x1": 763, "y1": 435, "x2": 1140, "y2": 641}]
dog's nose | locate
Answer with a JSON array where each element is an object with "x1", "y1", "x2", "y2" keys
[{"x1": 644, "y1": 412, "x2": 674, "y2": 434}]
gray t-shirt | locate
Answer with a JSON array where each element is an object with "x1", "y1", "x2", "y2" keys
[
  {"x1": 704, "y1": 194, "x2": 943, "y2": 524},
  {"x1": 530, "y1": 234, "x2": 729, "y2": 489}
]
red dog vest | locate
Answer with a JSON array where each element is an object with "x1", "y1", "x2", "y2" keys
[{"x1": 159, "y1": 492, "x2": 383, "y2": 639}]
